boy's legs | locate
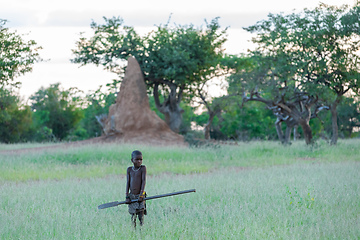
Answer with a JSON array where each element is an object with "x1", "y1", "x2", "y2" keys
[
  {"x1": 130, "y1": 211, "x2": 144, "y2": 228},
  {"x1": 137, "y1": 210, "x2": 144, "y2": 226},
  {"x1": 131, "y1": 214, "x2": 137, "y2": 228}
]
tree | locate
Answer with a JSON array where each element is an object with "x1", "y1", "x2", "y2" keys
[
  {"x1": 317, "y1": 96, "x2": 360, "y2": 139},
  {"x1": 0, "y1": 19, "x2": 42, "y2": 88},
  {"x1": 227, "y1": 53, "x2": 328, "y2": 145},
  {"x1": 337, "y1": 97, "x2": 360, "y2": 138},
  {"x1": 196, "y1": 86, "x2": 237, "y2": 140},
  {"x1": 197, "y1": 89, "x2": 223, "y2": 140},
  {"x1": 71, "y1": 16, "x2": 227, "y2": 133},
  {"x1": 244, "y1": 4, "x2": 360, "y2": 144},
  {"x1": 193, "y1": 53, "x2": 254, "y2": 140},
  {"x1": 0, "y1": 19, "x2": 41, "y2": 143},
  {"x1": 194, "y1": 96, "x2": 277, "y2": 141},
  {"x1": 29, "y1": 83, "x2": 83, "y2": 141},
  {"x1": 221, "y1": 100, "x2": 277, "y2": 141},
  {"x1": 0, "y1": 88, "x2": 32, "y2": 143},
  {"x1": 77, "y1": 79, "x2": 119, "y2": 139}
]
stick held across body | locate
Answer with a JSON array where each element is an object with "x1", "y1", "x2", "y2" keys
[{"x1": 125, "y1": 150, "x2": 147, "y2": 228}]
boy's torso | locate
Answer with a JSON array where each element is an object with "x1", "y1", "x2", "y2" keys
[{"x1": 129, "y1": 165, "x2": 144, "y2": 195}]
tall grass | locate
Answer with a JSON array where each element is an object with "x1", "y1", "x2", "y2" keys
[
  {"x1": 1, "y1": 162, "x2": 359, "y2": 239},
  {"x1": 1, "y1": 139, "x2": 359, "y2": 239},
  {"x1": 1, "y1": 139, "x2": 359, "y2": 182}
]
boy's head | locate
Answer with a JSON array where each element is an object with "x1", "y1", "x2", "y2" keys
[
  {"x1": 131, "y1": 150, "x2": 143, "y2": 167},
  {"x1": 131, "y1": 150, "x2": 142, "y2": 159}
]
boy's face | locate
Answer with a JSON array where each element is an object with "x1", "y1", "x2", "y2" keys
[{"x1": 131, "y1": 154, "x2": 143, "y2": 168}]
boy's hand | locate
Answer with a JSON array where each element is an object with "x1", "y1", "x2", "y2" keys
[
  {"x1": 138, "y1": 191, "x2": 146, "y2": 202},
  {"x1": 125, "y1": 195, "x2": 131, "y2": 204}
]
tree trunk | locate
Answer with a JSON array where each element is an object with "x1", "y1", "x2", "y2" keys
[
  {"x1": 293, "y1": 126, "x2": 297, "y2": 141},
  {"x1": 204, "y1": 124, "x2": 211, "y2": 140},
  {"x1": 163, "y1": 106, "x2": 183, "y2": 133},
  {"x1": 284, "y1": 126, "x2": 292, "y2": 144},
  {"x1": 275, "y1": 120, "x2": 285, "y2": 144},
  {"x1": 330, "y1": 100, "x2": 340, "y2": 145},
  {"x1": 298, "y1": 119, "x2": 313, "y2": 145},
  {"x1": 204, "y1": 112, "x2": 216, "y2": 140},
  {"x1": 348, "y1": 127, "x2": 353, "y2": 138},
  {"x1": 275, "y1": 117, "x2": 298, "y2": 145},
  {"x1": 153, "y1": 83, "x2": 184, "y2": 133}
]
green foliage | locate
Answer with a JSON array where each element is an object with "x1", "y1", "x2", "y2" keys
[
  {"x1": 194, "y1": 112, "x2": 208, "y2": 127},
  {"x1": 71, "y1": 16, "x2": 228, "y2": 132},
  {"x1": 228, "y1": 4, "x2": 360, "y2": 144},
  {"x1": 0, "y1": 88, "x2": 32, "y2": 143},
  {"x1": 143, "y1": 17, "x2": 227, "y2": 87},
  {"x1": 221, "y1": 102, "x2": 277, "y2": 140},
  {"x1": 178, "y1": 102, "x2": 197, "y2": 134},
  {"x1": 71, "y1": 17, "x2": 143, "y2": 74},
  {"x1": 148, "y1": 93, "x2": 165, "y2": 120},
  {"x1": 337, "y1": 97, "x2": 360, "y2": 138},
  {"x1": 221, "y1": 53, "x2": 254, "y2": 73},
  {"x1": 205, "y1": 99, "x2": 277, "y2": 140},
  {"x1": 285, "y1": 185, "x2": 316, "y2": 210},
  {"x1": 76, "y1": 79, "x2": 119, "y2": 139},
  {"x1": 249, "y1": 4, "x2": 360, "y2": 130},
  {"x1": 314, "y1": 97, "x2": 360, "y2": 139},
  {"x1": 72, "y1": 16, "x2": 227, "y2": 89},
  {"x1": 192, "y1": 92, "x2": 278, "y2": 141},
  {"x1": 29, "y1": 83, "x2": 84, "y2": 141},
  {"x1": 0, "y1": 19, "x2": 42, "y2": 88},
  {"x1": 0, "y1": 20, "x2": 42, "y2": 143}
]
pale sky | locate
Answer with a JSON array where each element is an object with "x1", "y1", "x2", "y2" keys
[{"x1": 1, "y1": 0, "x2": 356, "y2": 100}]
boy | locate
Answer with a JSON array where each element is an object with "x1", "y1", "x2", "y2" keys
[{"x1": 125, "y1": 150, "x2": 147, "y2": 227}]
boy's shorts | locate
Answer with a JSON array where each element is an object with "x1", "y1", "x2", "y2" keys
[{"x1": 128, "y1": 193, "x2": 147, "y2": 215}]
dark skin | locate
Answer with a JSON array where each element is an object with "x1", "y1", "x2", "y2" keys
[
  {"x1": 125, "y1": 153, "x2": 146, "y2": 202},
  {"x1": 125, "y1": 152, "x2": 146, "y2": 227}
]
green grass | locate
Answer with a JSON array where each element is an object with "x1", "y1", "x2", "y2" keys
[
  {"x1": 0, "y1": 142, "x2": 57, "y2": 151},
  {"x1": 1, "y1": 163, "x2": 359, "y2": 239},
  {"x1": 1, "y1": 139, "x2": 359, "y2": 182},
  {"x1": 1, "y1": 139, "x2": 360, "y2": 239}
]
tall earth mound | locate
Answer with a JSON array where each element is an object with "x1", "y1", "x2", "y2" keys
[{"x1": 102, "y1": 57, "x2": 184, "y2": 145}]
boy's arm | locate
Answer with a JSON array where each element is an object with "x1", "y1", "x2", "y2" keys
[
  {"x1": 139, "y1": 166, "x2": 147, "y2": 201},
  {"x1": 125, "y1": 167, "x2": 131, "y2": 203}
]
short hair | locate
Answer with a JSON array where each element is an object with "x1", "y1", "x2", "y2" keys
[{"x1": 131, "y1": 150, "x2": 142, "y2": 159}]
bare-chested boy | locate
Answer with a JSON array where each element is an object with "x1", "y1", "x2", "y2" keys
[{"x1": 125, "y1": 150, "x2": 147, "y2": 227}]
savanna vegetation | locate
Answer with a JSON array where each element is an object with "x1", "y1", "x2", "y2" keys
[
  {"x1": 1, "y1": 141, "x2": 359, "y2": 239},
  {"x1": 1, "y1": 3, "x2": 360, "y2": 145},
  {"x1": 1, "y1": 3, "x2": 360, "y2": 239}
]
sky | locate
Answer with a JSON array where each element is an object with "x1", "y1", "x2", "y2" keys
[{"x1": 1, "y1": 0, "x2": 356, "y2": 100}]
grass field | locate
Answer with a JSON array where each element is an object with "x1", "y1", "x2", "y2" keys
[{"x1": 1, "y1": 139, "x2": 359, "y2": 239}]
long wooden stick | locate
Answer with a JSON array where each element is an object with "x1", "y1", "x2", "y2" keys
[{"x1": 98, "y1": 189, "x2": 196, "y2": 209}]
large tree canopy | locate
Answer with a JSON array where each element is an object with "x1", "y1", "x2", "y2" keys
[
  {"x1": 0, "y1": 19, "x2": 42, "y2": 143},
  {"x1": 241, "y1": 3, "x2": 360, "y2": 144},
  {"x1": 0, "y1": 19, "x2": 42, "y2": 88},
  {"x1": 71, "y1": 16, "x2": 227, "y2": 132},
  {"x1": 227, "y1": 52, "x2": 327, "y2": 145}
]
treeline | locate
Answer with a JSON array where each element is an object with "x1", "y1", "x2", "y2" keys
[
  {"x1": 1, "y1": 81, "x2": 358, "y2": 144},
  {"x1": 1, "y1": 4, "x2": 360, "y2": 144}
]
